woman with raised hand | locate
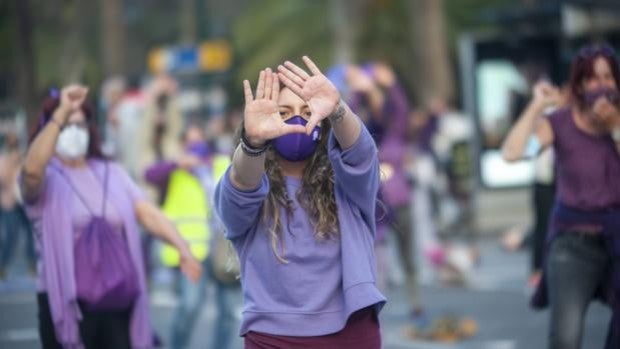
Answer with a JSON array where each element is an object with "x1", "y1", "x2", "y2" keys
[
  {"x1": 214, "y1": 56, "x2": 386, "y2": 348},
  {"x1": 502, "y1": 44, "x2": 620, "y2": 349},
  {"x1": 21, "y1": 85, "x2": 202, "y2": 349}
]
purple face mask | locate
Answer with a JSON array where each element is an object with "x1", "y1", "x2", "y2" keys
[
  {"x1": 186, "y1": 141, "x2": 210, "y2": 158},
  {"x1": 272, "y1": 115, "x2": 321, "y2": 162},
  {"x1": 584, "y1": 86, "x2": 620, "y2": 108}
]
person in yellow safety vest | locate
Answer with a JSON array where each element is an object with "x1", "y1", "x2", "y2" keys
[{"x1": 144, "y1": 123, "x2": 239, "y2": 349}]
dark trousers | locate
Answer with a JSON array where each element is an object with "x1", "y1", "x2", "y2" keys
[
  {"x1": 390, "y1": 205, "x2": 421, "y2": 309},
  {"x1": 37, "y1": 293, "x2": 132, "y2": 349},
  {"x1": 531, "y1": 182, "x2": 556, "y2": 271},
  {"x1": 547, "y1": 233, "x2": 610, "y2": 349}
]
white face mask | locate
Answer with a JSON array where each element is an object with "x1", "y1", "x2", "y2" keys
[{"x1": 56, "y1": 125, "x2": 90, "y2": 160}]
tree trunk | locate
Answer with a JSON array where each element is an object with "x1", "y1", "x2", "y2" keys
[
  {"x1": 180, "y1": 0, "x2": 197, "y2": 44},
  {"x1": 409, "y1": 0, "x2": 454, "y2": 107},
  {"x1": 15, "y1": 0, "x2": 38, "y2": 125},
  {"x1": 330, "y1": 0, "x2": 367, "y2": 65},
  {"x1": 100, "y1": 0, "x2": 125, "y2": 76},
  {"x1": 59, "y1": 0, "x2": 91, "y2": 83}
]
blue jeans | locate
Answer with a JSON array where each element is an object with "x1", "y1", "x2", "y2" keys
[
  {"x1": 547, "y1": 233, "x2": 610, "y2": 349},
  {"x1": 170, "y1": 257, "x2": 239, "y2": 349},
  {"x1": 0, "y1": 205, "x2": 35, "y2": 271}
]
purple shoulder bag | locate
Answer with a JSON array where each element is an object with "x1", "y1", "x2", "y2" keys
[{"x1": 58, "y1": 163, "x2": 139, "y2": 311}]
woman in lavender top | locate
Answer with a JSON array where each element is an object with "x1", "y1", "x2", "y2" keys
[
  {"x1": 21, "y1": 85, "x2": 202, "y2": 349},
  {"x1": 214, "y1": 56, "x2": 386, "y2": 348},
  {"x1": 502, "y1": 44, "x2": 620, "y2": 349}
]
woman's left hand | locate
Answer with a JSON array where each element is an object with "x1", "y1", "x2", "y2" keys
[
  {"x1": 179, "y1": 250, "x2": 203, "y2": 283},
  {"x1": 593, "y1": 97, "x2": 620, "y2": 130},
  {"x1": 277, "y1": 56, "x2": 341, "y2": 134}
]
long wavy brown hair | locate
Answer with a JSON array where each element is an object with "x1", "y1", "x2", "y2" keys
[{"x1": 235, "y1": 120, "x2": 339, "y2": 263}]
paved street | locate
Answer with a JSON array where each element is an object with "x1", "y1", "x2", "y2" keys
[{"x1": 0, "y1": 238, "x2": 609, "y2": 349}]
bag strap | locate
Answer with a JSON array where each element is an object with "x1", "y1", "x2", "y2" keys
[
  {"x1": 101, "y1": 163, "x2": 109, "y2": 216},
  {"x1": 54, "y1": 162, "x2": 109, "y2": 217}
]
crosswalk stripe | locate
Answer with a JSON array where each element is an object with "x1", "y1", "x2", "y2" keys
[{"x1": 0, "y1": 328, "x2": 39, "y2": 342}]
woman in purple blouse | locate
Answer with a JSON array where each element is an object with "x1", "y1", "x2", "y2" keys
[
  {"x1": 20, "y1": 85, "x2": 202, "y2": 349},
  {"x1": 214, "y1": 57, "x2": 386, "y2": 348},
  {"x1": 502, "y1": 44, "x2": 620, "y2": 349}
]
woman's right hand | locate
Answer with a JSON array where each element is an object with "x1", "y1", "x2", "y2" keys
[
  {"x1": 532, "y1": 81, "x2": 561, "y2": 109},
  {"x1": 55, "y1": 85, "x2": 89, "y2": 122},
  {"x1": 242, "y1": 69, "x2": 306, "y2": 147}
]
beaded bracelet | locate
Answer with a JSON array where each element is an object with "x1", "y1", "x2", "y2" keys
[{"x1": 240, "y1": 128, "x2": 269, "y2": 157}]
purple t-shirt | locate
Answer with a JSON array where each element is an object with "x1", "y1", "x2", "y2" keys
[
  {"x1": 25, "y1": 161, "x2": 145, "y2": 291},
  {"x1": 215, "y1": 124, "x2": 386, "y2": 337},
  {"x1": 549, "y1": 108, "x2": 620, "y2": 211},
  {"x1": 379, "y1": 137, "x2": 412, "y2": 208}
]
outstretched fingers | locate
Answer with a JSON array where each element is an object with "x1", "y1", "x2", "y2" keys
[
  {"x1": 302, "y1": 56, "x2": 322, "y2": 76},
  {"x1": 305, "y1": 114, "x2": 321, "y2": 136},
  {"x1": 283, "y1": 61, "x2": 311, "y2": 81},
  {"x1": 277, "y1": 72, "x2": 304, "y2": 98},
  {"x1": 278, "y1": 64, "x2": 305, "y2": 89},
  {"x1": 271, "y1": 74, "x2": 280, "y2": 103},
  {"x1": 264, "y1": 68, "x2": 273, "y2": 100},
  {"x1": 255, "y1": 70, "x2": 266, "y2": 99},
  {"x1": 243, "y1": 80, "x2": 254, "y2": 105}
]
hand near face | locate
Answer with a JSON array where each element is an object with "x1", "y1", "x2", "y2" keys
[
  {"x1": 59, "y1": 84, "x2": 89, "y2": 115},
  {"x1": 532, "y1": 81, "x2": 561, "y2": 108},
  {"x1": 592, "y1": 96, "x2": 620, "y2": 130},
  {"x1": 242, "y1": 69, "x2": 307, "y2": 147},
  {"x1": 277, "y1": 56, "x2": 341, "y2": 134},
  {"x1": 372, "y1": 62, "x2": 396, "y2": 88},
  {"x1": 346, "y1": 65, "x2": 375, "y2": 93}
]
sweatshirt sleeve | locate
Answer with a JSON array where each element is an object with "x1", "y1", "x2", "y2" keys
[
  {"x1": 144, "y1": 161, "x2": 178, "y2": 188},
  {"x1": 214, "y1": 166, "x2": 270, "y2": 240},
  {"x1": 327, "y1": 121, "x2": 380, "y2": 216}
]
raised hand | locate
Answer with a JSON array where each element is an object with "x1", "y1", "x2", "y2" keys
[
  {"x1": 243, "y1": 69, "x2": 306, "y2": 147},
  {"x1": 532, "y1": 81, "x2": 561, "y2": 108},
  {"x1": 60, "y1": 84, "x2": 89, "y2": 113},
  {"x1": 593, "y1": 96, "x2": 620, "y2": 130},
  {"x1": 347, "y1": 65, "x2": 375, "y2": 93},
  {"x1": 372, "y1": 62, "x2": 397, "y2": 88},
  {"x1": 277, "y1": 56, "x2": 341, "y2": 134}
]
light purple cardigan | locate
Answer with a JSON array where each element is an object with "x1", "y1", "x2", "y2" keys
[{"x1": 25, "y1": 158, "x2": 154, "y2": 348}]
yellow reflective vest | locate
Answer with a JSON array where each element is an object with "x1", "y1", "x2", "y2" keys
[
  {"x1": 160, "y1": 169, "x2": 210, "y2": 267},
  {"x1": 159, "y1": 154, "x2": 231, "y2": 267},
  {"x1": 212, "y1": 154, "x2": 231, "y2": 182}
]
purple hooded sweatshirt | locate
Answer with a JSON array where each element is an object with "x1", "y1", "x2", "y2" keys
[
  {"x1": 23, "y1": 158, "x2": 155, "y2": 349},
  {"x1": 214, "y1": 122, "x2": 386, "y2": 337}
]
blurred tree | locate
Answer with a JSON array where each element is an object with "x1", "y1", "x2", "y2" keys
[
  {"x1": 101, "y1": 0, "x2": 126, "y2": 76},
  {"x1": 230, "y1": 0, "x2": 333, "y2": 106},
  {"x1": 0, "y1": 0, "x2": 513, "y2": 124},
  {"x1": 14, "y1": 0, "x2": 37, "y2": 121},
  {"x1": 409, "y1": 0, "x2": 454, "y2": 107},
  {"x1": 231, "y1": 0, "x2": 510, "y2": 108},
  {"x1": 330, "y1": 0, "x2": 367, "y2": 65},
  {"x1": 180, "y1": 0, "x2": 197, "y2": 44}
]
